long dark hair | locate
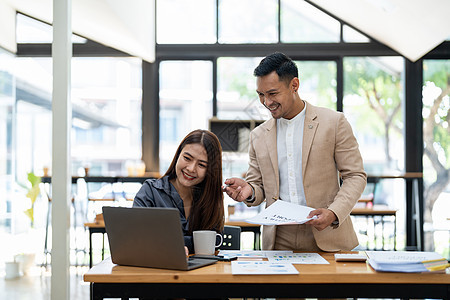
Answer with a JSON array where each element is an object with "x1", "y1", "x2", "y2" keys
[{"x1": 164, "y1": 129, "x2": 224, "y2": 233}]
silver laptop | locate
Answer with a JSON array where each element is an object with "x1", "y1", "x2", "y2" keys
[{"x1": 102, "y1": 206, "x2": 217, "y2": 270}]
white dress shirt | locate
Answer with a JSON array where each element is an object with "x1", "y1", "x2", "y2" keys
[{"x1": 277, "y1": 102, "x2": 307, "y2": 205}]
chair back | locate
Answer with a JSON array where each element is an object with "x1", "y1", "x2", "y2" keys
[{"x1": 220, "y1": 225, "x2": 241, "y2": 250}]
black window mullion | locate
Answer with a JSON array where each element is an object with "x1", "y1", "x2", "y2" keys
[
  {"x1": 216, "y1": 0, "x2": 219, "y2": 43},
  {"x1": 278, "y1": 0, "x2": 281, "y2": 43},
  {"x1": 336, "y1": 57, "x2": 343, "y2": 112},
  {"x1": 213, "y1": 58, "x2": 218, "y2": 116}
]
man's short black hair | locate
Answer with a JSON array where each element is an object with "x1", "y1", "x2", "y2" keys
[{"x1": 253, "y1": 52, "x2": 298, "y2": 83}]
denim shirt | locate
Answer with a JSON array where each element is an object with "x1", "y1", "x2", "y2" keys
[{"x1": 132, "y1": 176, "x2": 194, "y2": 252}]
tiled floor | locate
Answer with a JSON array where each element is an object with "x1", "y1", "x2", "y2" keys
[
  {"x1": 0, "y1": 228, "x2": 258, "y2": 300},
  {"x1": 1, "y1": 266, "x2": 90, "y2": 300}
]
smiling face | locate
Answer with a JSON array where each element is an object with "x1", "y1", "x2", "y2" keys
[
  {"x1": 174, "y1": 143, "x2": 208, "y2": 189},
  {"x1": 256, "y1": 71, "x2": 302, "y2": 120}
]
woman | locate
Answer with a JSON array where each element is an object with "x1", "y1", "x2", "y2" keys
[{"x1": 133, "y1": 129, "x2": 224, "y2": 253}]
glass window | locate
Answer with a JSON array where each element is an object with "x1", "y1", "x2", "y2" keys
[
  {"x1": 156, "y1": 0, "x2": 216, "y2": 44},
  {"x1": 16, "y1": 13, "x2": 86, "y2": 44},
  {"x1": 0, "y1": 49, "x2": 15, "y2": 233},
  {"x1": 295, "y1": 60, "x2": 337, "y2": 109},
  {"x1": 159, "y1": 60, "x2": 213, "y2": 173},
  {"x1": 281, "y1": 0, "x2": 340, "y2": 43},
  {"x1": 217, "y1": 57, "x2": 267, "y2": 120},
  {"x1": 160, "y1": 109, "x2": 179, "y2": 143},
  {"x1": 14, "y1": 57, "x2": 142, "y2": 178},
  {"x1": 71, "y1": 57, "x2": 143, "y2": 176},
  {"x1": 344, "y1": 57, "x2": 405, "y2": 174},
  {"x1": 219, "y1": 0, "x2": 278, "y2": 43},
  {"x1": 344, "y1": 56, "x2": 405, "y2": 248},
  {"x1": 14, "y1": 57, "x2": 53, "y2": 181},
  {"x1": 422, "y1": 59, "x2": 450, "y2": 259},
  {"x1": 343, "y1": 25, "x2": 370, "y2": 43}
]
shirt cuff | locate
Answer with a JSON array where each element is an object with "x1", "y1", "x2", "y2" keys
[{"x1": 331, "y1": 220, "x2": 339, "y2": 229}]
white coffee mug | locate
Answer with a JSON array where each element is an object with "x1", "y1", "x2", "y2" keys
[
  {"x1": 4, "y1": 262, "x2": 20, "y2": 280},
  {"x1": 193, "y1": 230, "x2": 223, "y2": 255}
]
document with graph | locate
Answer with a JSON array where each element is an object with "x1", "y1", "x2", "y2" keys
[{"x1": 231, "y1": 261, "x2": 299, "y2": 275}]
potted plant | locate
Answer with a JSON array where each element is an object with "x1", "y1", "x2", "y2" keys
[
  {"x1": 18, "y1": 172, "x2": 42, "y2": 227},
  {"x1": 15, "y1": 172, "x2": 42, "y2": 275}
]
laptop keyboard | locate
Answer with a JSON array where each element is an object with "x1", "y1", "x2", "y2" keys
[{"x1": 188, "y1": 258, "x2": 200, "y2": 266}]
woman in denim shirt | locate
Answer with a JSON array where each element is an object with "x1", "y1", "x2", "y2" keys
[{"x1": 133, "y1": 129, "x2": 224, "y2": 253}]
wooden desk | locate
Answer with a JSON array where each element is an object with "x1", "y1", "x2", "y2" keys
[
  {"x1": 84, "y1": 252, "x2": 450, "y2": 300},
  {"x1": 225, "y1": 220, "x2": 261, "y2": 250}
]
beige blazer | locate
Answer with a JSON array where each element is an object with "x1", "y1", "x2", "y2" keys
[{"x1": 244, "y1": 101, "x2": 366, "y2": 251}]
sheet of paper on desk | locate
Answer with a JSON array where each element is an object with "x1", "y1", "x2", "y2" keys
[
  {"x1": 267, "y1": 252, "x2": 329, "y2": 264},
  {"x1": 245, "y1": 200, "x2": 317, "y2": 225},
  {"x1": 218, "y1": 250, "x2": 293, "y2": 258},
  {"x1": 231, "y1": 261, "x2": 299, "y2": 275}
]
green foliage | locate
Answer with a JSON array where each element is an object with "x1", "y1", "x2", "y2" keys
[
  {"x1": 424, "y1": 60, "x2": 450, "y2": 89},
  {"x1": 22, "y1": 172, "x2": 42, "y2": 226},
  {"x1": 344, "y1": 57, "x2": 403, "y2": 139},
  {"x1": 296, "y1": 61, "x2": 337, "y2": 109},
  {"x1": 423, "y1": 60, "x2": 450, "y2": 169}
]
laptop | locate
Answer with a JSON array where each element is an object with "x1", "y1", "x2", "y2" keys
[{"x1": 102, "y1": 206, "x2": 217, "y2": 270}]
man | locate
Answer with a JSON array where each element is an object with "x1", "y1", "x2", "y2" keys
[{"x1": 224, "y1": 52, "x2": 366, "y2": 251}]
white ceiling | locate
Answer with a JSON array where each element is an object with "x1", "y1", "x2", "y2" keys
[
  {"x1": 1, "y1": 0, "x2": 155, "y2": 62},
  {"x1": 0, "y1": 0, "x2": 449, "y2": 62},
  {"x1": 310, "y1": 0, "x2": 450, "y2": 62}
]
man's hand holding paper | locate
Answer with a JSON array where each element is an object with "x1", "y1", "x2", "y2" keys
[
  {"x1": 246, "y1": 200, "x2": 318, "y2": 225},
  {"x1": 306, "y1": 208, "x2": 338, "y2": 231}
]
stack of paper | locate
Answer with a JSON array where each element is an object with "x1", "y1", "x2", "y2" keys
[{"x1": 366, "y1": 251, "x2": 449, "y2": 273}]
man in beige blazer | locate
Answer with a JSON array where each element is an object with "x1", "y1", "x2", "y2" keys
[{"x1": 224, "y1": 52, "x2": 366, "y2": 251}]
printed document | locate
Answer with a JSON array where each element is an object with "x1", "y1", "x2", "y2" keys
[
  {"x1": 218, "y1": 250, "x2": 293, "y2": 259},
  {"x1": 246, "y1": 200, "x2": 317, "y2": 225},
  {"x1": 266, "y1": 252, "x2": 329, "y2": 264},
  {"x1": 231, "y1": 261, "x2": 299, "y2": 275}
]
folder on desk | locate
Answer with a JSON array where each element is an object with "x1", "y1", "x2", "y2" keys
[{"x1": 366, "y1": 251, "x2": 449, "y2": 273}]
